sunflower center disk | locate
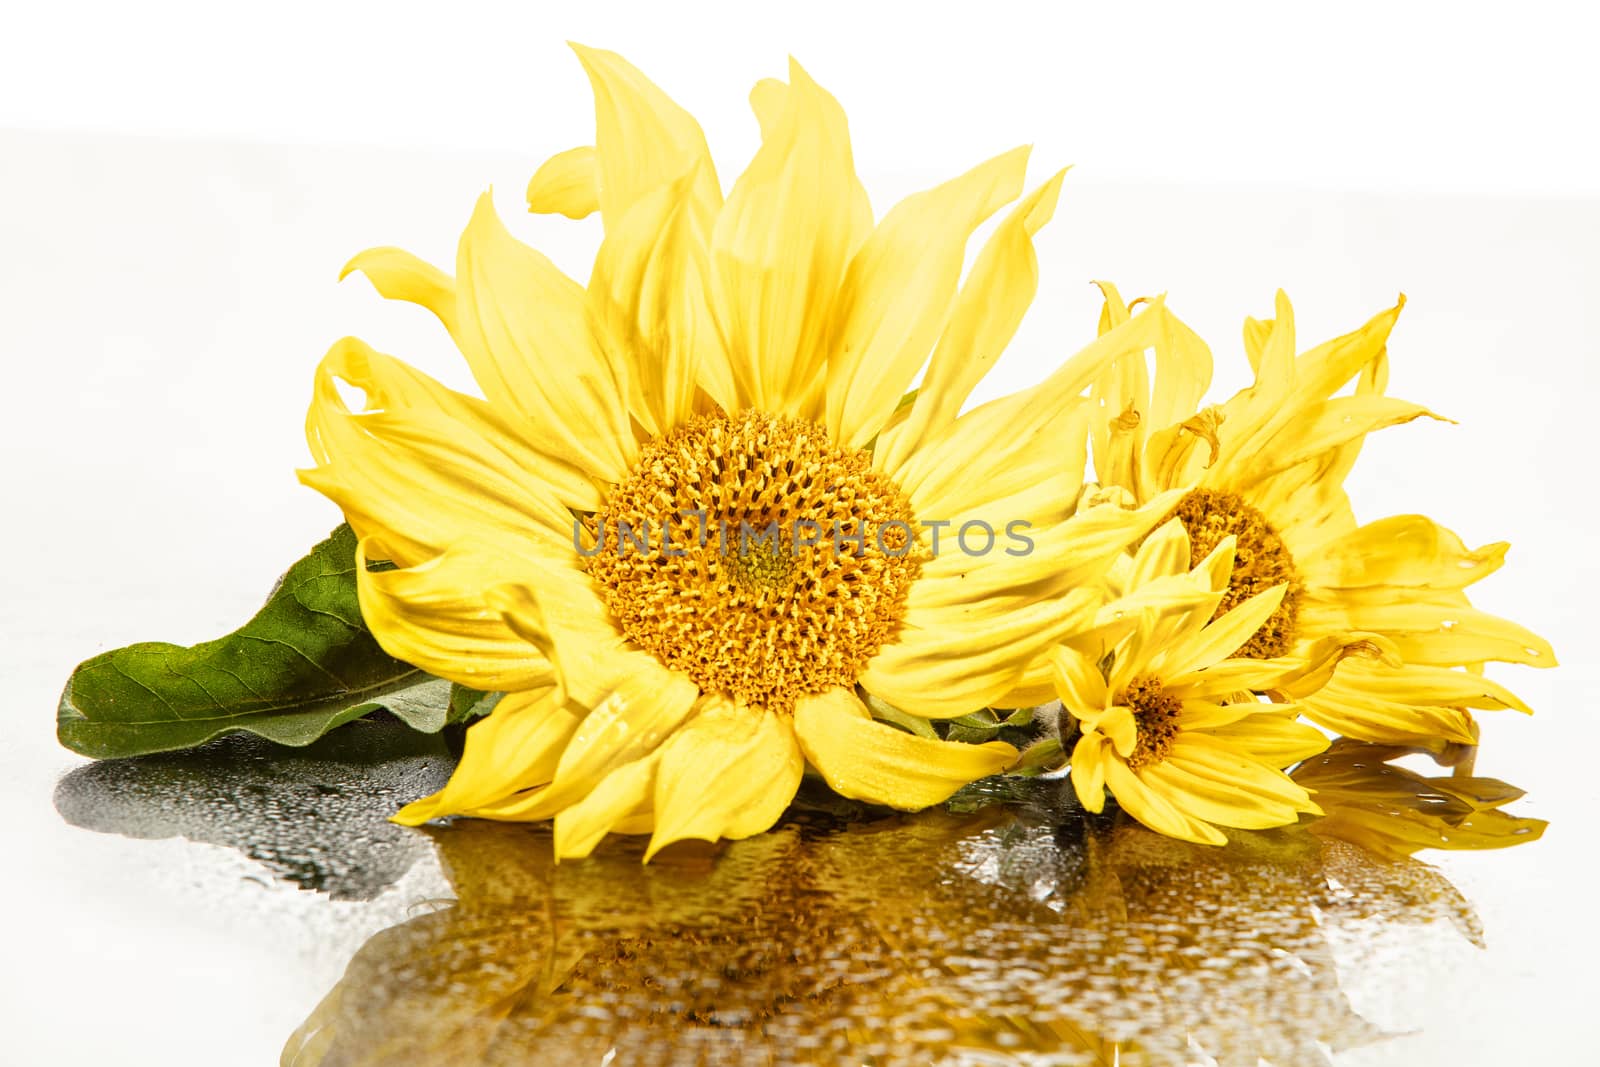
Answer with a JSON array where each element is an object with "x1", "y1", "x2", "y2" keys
[
  {"x1": 580, "y1": 410, "x2": 925, "y2": 713},
  {"x1": 1123, "y1": 675, "x2": 1181, "y2": 770},
  {"x1": 1174, "y1": 488, "x2": 1301, "y2": 659}
]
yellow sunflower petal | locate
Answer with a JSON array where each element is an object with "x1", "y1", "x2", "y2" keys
[
  {"x1": 1293, "y1": 294, "x2": 1405, "y2": 401},
  {"x1": 1140, "y1": 759, "x2": 1306, "y2": 829},
  {"x1": 1070, "y1": 732, "x2": 1109, "y2": 813},
  {"x1": 748, "y1": 77, "x2": 786, "y2": 139},
  {"x1": 1127, "y1": 518, "x2": 1193, "y2": 587},
  {"x1": 525, "y1": 145, "x2": 599, "y2": 219},
  {"x1": 455, "y1": 192, "x2": 634, "y2": 481},
  {"x1": 646, "y1": 697, "x2": 804, "y2": 859},
  {"x1": 355, "y1": 539, "x2": 559, "y2": 693},
  {"x1": 863, "y1": 587, "x2": 1101, "y2": 719},
  {"x1": 878, "y1": 170, "x2": 1067, "y2": 472},
  {"x1": 1301, "y1": 689, "x2": 1478, "y2": 746},
  {"x1": 1349, "y1": 662, "x2": 1535, "y2": 714},
  {"x1": 544, "y1": 667, "x2": 701, "y2": 805},
  {"x1": 570, "y1": 43, "x2": 722, "y2": 229},
  {"x1": 299, "y1": 337, "x2": 584, "y2": 566},
  {"x1": 1300, "y1": 514, "x2": 1508, "y2": 592},
  {"x1": 339, "y1": 246, "x2": 458, "y2": 335},
  {"x1": 1088, "y1": 284, "x2": 1213, "y2": 499},
  {"x1": 588, "y1": 168, "x2": 714, "y2": 434},
  {"x1": 1160, "y1": 583, "x2": 1288, "y2": 676},
  {"x1": 1300, "y1": 599, "x2": 1555, "y2": 668},
  {"x1": 1096, "y1": 705, "x2": 1139, "y2": 760},
  {"x1": 793, "y1": 688, "x2": 1016, "y2": 809},
  {"x1": 1170, "y1": 699, "x2": 1262, "y2": 730},
  {"x1": 552, "y1": 753, "x2": 659, "y2": 859},
  {"x1": 824, "y1": 145, "x2": 1030, "y2": 449},
  {"x1": 1201, "y1": 712, "x2": 1331, "y2": 766},
  {"x1": 1164, "y1": 633, "x2": 1396, "y2": 699},
  {"x1": 392, "y1": 689, "x2": 578, "y2": 825},
  {"x1": 1166, "y1": 736, "x2": 1322, "y2": 809},
  {"x1": 1047, "y1": 644, "x2": 1110, "y2": 718},
  {"x1": 710, "y1": 59, "x2": 872, "y2": 414},
  {"x1": 487, "y1": 581, "x2": 657, "y2": 707},
  {"x1": 1248, "y1": 289, "x2": 1298, "y2": 399},
  {"x1": 1230, "y1": 395, "x2": 1447, "y2": 492},
  {"x1": 888, "y1": 301, "x2": 1183, "y2": 517},
  {"x1": 1104, "y1": 758, "x2": 1227, "y2": 845}
]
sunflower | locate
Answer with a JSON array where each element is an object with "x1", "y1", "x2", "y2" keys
[
  {"x1": 1048, "y1": 520, "x2": 1333, "y2": 844},
  {"x1": 1059, "y1": 283, "x2": 1555, "y2": 746},
  {"x1": 299, "y1": 47, "x2": 1185, "y2": 860}
]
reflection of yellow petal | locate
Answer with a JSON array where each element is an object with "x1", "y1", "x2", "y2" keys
[
  {"x1": 1296, "y1": 740, "x2": 1547, "y2": 860},
  {"x1": 794, "y1": 688, "x2": 1015, "y2": 809},
  {"x1": 647, "y1": 697, "x2": 804, "y2": 858},
  {"x1": 294, "y1": 768, "x2": 1527, "y2": 1065}
]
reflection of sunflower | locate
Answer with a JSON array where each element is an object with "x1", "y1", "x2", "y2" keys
[
  {"x1": 1048, "y1": 521, "x2": 1330, "y2": 844},
  {"x1": 287, "y1": 778, "x2": 1524, "y2": 1066},
  {"x1": 300, "y1": 48, "x2": 1182, "y2": 858},
  {"x1": 1293, "y1": 738, "x2": 1547, "y2": 859},
  {"x1": 1074, "y1": 283, "x2": 1555, "y2": 745}
]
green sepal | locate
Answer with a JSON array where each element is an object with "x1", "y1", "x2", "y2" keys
[
  {"x1": 861, "y1": 691, "x2": 939, "y2": 739},
  {"x1": 449, "y1": 686, "x2": 503, "y2": 725}
]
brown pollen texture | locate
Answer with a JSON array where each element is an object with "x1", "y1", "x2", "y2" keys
[
  {"x1": 1174, "y1": 488, "x2": 1301, "y2": 660},
  {"x1": 580, "y1": 410, "x2": 924, "y2": 713},
  {"x1": 1123, "y1": 675, "x2": 1182, "y2": 771}
]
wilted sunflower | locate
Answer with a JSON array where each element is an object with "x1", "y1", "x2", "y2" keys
[
  {"x1": 1047, "y1": 520, "x2": 1332, "y2": 844},
  {"x1": 1063, "y1": 283, "x2": 1555, "y2": 746},
  {"x1": 299, "y1": 47, "x2": 1183, "y2": 859}
]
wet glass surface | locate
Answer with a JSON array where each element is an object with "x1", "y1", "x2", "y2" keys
[{"x1": 30, "y1": 723, "x2": 1554, "y2": 1066}]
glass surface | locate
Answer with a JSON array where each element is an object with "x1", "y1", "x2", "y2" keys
[
  {"x1": 4, "y1": 130, "x2": 1596, "y2": 1064},
  {"x1": 18, "y1": 724, "x2": 1561, "y2": 1066}
]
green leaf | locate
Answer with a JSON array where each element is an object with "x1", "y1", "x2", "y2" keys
[{"x1": 58, "y1": 525, "x2": 454, "y2": 759}]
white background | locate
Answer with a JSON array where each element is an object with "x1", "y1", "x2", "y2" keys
[
  {"x1": 3, "y1": 1, "x2": 1599, "y2": 1063},
  {"x1": 3, "y1": 0, "x2": 1600, "y2": 197}
]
